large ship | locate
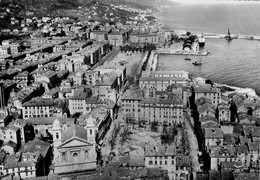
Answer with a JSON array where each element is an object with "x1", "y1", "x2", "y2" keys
[{"x1": 198, "y1": 35, "x2": 205, "y2": 47}]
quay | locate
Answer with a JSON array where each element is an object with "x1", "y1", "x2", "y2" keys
[{"x1": 157, "y1": 49, "x2": 210, "y2": 56}]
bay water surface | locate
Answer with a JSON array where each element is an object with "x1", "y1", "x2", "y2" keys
[{"x1": 156, "y1": 2, "x2": 260, "y2": 95}]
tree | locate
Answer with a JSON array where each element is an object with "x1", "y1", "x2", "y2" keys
[
  {"x1": 108, "y1": 136, "x2": 116, "y2": 151},
  {"x1": 151, "y1": 121, "x2": 158, "y2": 132},
  {"x1": 161, "y1": 122, "x2": 169, "y2": 144},
  {"x1": 126, "y1": 117, "x2": 136, "y2": 130},
  {"x1": 108, "y1": 124, "x2": 120, "y2": 151},
  {"x1": 161, "y1": 123, "x2": 177, "y2": 145},
  {"x1": 120, "y1": 128, "x2": 131, "y2": 146}
]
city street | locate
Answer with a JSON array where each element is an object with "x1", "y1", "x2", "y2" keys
[{"x1": 184, "y1": 110, "x2": 200, "y2": 180}]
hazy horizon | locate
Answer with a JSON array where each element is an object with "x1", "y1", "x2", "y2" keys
[{"x1": 168, "y1": 0, "x2": 260, "y2": 5}]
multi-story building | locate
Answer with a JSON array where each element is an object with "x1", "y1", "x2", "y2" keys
[
  {"x1": 2, "y1": 139, "x2": 51, "y2": 179},
  {"x1": 144, "y1": 144, "x2": 176, "y2": 180},
  {"x1": 35, "y1": 71, "x2": 58, "y2": 88},
  {"x1": 193, "y1": 85, "x2": 221, "y2": 108},
  {"x1": 236, "y1": 145, "x2": 250, "y2": 168},
  {"x1": 217, "y1": 103, "x2": 231, "y2": 124},
  {"x1": 84, "y1": 70, "x2": 100, "y2": 86},
  {"x1": 9, "y1": 44, "x2": 21, "y2": 54},
  {"x1": 90, "y1": 31, "x2": 109, "y2": 42},
  {"x1": 130, "y1": 33, "x2": 160, "y2": 44},
  {"x1": 78, "y1": 107, "x2": 112, "y2": 144},
  {"x1": 0, "y1": 108, "x2": 12, "y2": 127},
  {"x1": 121, "y1": 88, "x2": 143, "y2": 121},
  {"x1": 248, "y1": 142, "x2": 260, "y2": 169},
  {"x1": 0, "y1": 46, "x2": 9, "y2": 55},
  {"x1": 0, "y1": 81, "x2": 16, "y2": 108},
  {"x1": 68, "y1": 92, "x2": 98, "y2": 115},
  {"x1": 2, "y1": 125, "x2": 21, "y2": 147},
  {"x1": 140, "y1": 96, "x2": 184, "y2": 126},
  {"x1": 22, "y1": 98, "x2": 67, "y2": 119},
  {"x1": 108, "y1": 31, "x2": 128, "y2": 46},
  {"x1": 209, "y1": 145, "x2": 238, "y2": 170},
  {"x1": 145, "y1": 70, "x2": 190, "y2": 80},
  {"x1": 176, "y1": 155, "x2": 191, "y2": 180},
  {"x1": 139, "y1": 76, "x2": 188, "y2": 93},
  {"x1": 78, "y1": 43, "x2": 109, "y2": 66},
  {"x1": 22, "y1": 98, "x2": 54, "y2": 119},
  {"x1": 204, "y1": 128, "x2": 223, "y2": 147},
  {"x1": 195, "y1": 97, "x2": 215, "y2": 118},
  {"x1": 13, "y1": 71, "x2": 31, "y2": 86},
  {"x1": 167, "y1": 83, "x2": 191, "y2": 107}
]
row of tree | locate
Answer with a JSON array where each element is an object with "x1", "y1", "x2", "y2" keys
[
  {"x1": 120, "y1": 44, "x2": 156, "y2": 53},
  {"x1": 108, "y1": 124, "x2": 121, "y2": 151}
]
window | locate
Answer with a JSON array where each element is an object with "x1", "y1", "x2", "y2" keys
[
  {"x1": 62, "y1": 152, "x2": 67, "y2": 162},
  {"x1": 149, "y1": 161, "x2": 153, "y2": 165},
  {"x1": 90, "y1": 129, "x2": 92, "y2": 135},
  {"x1": 85, "y1": 150, "x2": 89, "y2": 159},
  {"x1": 165, "y1": 161, "x2": 167, "y2": 165},
  {"x1": 172, "y1": 161, "x2": 174, "y2": 165},
  {"x1": 72, "y1": 152, "x2": 79, "y2": 163},
  {"x1": 155, "y1": 161, "x2": 157, "y2": 165},
  {"x1": 160, "y1": 161, "x2": 162, "y2": 165}
]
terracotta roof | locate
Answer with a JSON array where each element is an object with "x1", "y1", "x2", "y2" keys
[
  {"x1": 140, "y1": 76, "x2": 187, "y2": 82},
  {"x1": 200, "y1": 115, "x2": 218, "y2": 124},
  {"x1": 23, "y1": 98, "x2": 54, "y2": 107},
  {"x1": 142, "y1": 96, "x2": 183, "y2": 106},
  {"x1": 209, "y1": 146, "x2": 237, "y2": 158},
  {"x1": 234, "y1": 172, "x2": 258, "y2": 180},
  {"x1": 27, "y1": 117, "x2": 75, "y2": 125},
  {"x1": 243, "y1": 126, "x2": 260, "y2": 137},
  {"x1": 194, "y1": 86, "x2": 220, "y2": 93},
  {"x1": 145, "y1": 144, "x2": 175, "y2": 157},
  {"x1": 19, "y1": 138, "x2": 51, "y2": 157},
  {"x1": 204, "y1": 128, "x2": 223, "y2": 139},
  {"x1": 235, "y1": 145, "x2": 248, "y2": 154},
  {"x1": 196, "y1": 97, "x2": 213, "y2": 107},
  {"x1": 248, "y1": 142, "x2": 260, "y2": 151},
  {"x1": 121, "y1": 87, "x2": 143, "y2": 101}
]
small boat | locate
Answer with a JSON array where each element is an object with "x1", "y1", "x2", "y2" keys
[
  {"x1": 192, "y1": 61, "x2": 202, "y2": 66},
  {"x1": 184, "y1": 57, "x2": 191, "y2": 60}
]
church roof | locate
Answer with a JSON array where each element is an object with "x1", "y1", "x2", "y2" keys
[{"x1": 62, "y1": 124, "x2": 88, "y2": 142}]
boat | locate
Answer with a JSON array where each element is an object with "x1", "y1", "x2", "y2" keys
[
  {"x1": 192, "y1": 58, "x2": 202, "y2": 65},
  {"x1": 198, "y1": 33, "x2": 205, "y2": 47},
  {"x1": 192, "y1": 61, "x2": 202, "y2": 66},
  {"x1": 225, "y1": 28, "x2": 233, "y2": 41},
  {"x1": 184, "y1": 57, "x2": 191, "y2": 60}
]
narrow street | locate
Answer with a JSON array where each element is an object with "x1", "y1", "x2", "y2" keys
[{"x1": 184, "y1": 110, "x2": 200, "y2": 180}]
